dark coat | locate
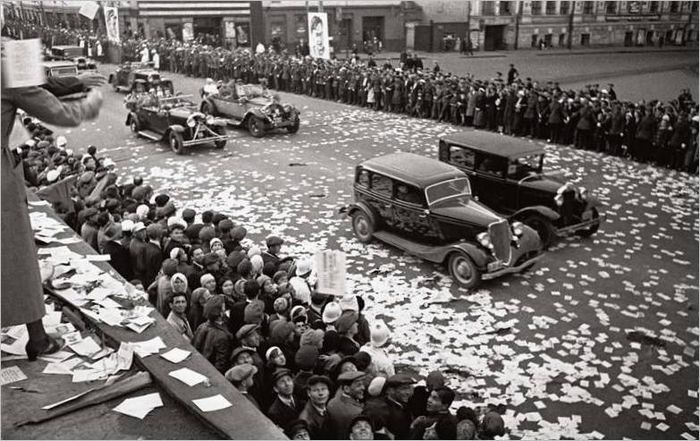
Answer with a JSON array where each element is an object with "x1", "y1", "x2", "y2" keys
[
  {"x1": 103, "y1": 240, "x2": 133, "y2": 280},
  {"x1": 192, "y1": 320, "x2": 233, "y2": 373},
  {"x1": 363, "y1": 397, "x2": 412, "y2": 440},
  {"x1": 142, "y1": 242, "x2": 163, "y2": 287},
  {"x1": 268, "y1": 396, "x2": 303, "y2": 431},
  {"x1": 635, "y1": 114, "x2": 657, "y2": 140},
  {"x1": 327, "y1": 392, "x2": 364, "y2": 439},
  {"x1": 576, "y1": 106, "x2": 594, "y2": 131},
  {"x1": 669, "y1": 118, "x2": 691, "y2": 148},
  {"x1": 299, "y1": 401, "x2": 335, "y2": 440},
  {"x1": 548, "y1": 100, "x2": 564, "y2": 125},
  {"x1": 129, "y1": 238, "x2": 147, "y2": 283}
]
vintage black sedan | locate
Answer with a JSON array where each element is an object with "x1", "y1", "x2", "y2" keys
[
  {"x1": 109, "y1": 62, "x2": 173, "y2": 94},
  {"x1": 126, "y1": 94, "x2": 228, "y2": 155},
  {"x1": 438, "y1": 131, "x2": 603, "y2": 247},
  {"x1": 199, "y1": 83, "x2": 300, "y2": 137},
  {"x1": 348, "y1": 152, "x2": 542, "y2": 288}
]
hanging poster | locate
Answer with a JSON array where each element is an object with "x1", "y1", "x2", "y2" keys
[
  {"x1": 182, "y1": 22, "x2": 194, "y2": 42},
  {"x1": 78, "y1": 1, "x2": 99, "y2": 20},
  {"x1": 104, "y1": 6, "x2": 120, "y2": 42},
  {"x1": 225, "y1": 21, "x2": 236, "y2": 39},
  {"x1": 307, "y1": 12, "x2": 330, "y2": 59}
]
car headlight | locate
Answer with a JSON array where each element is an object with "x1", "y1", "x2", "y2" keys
[
  {"x1": 477, "y1": 232, "x2": 492, "y2": 249},
  {"x1": 554, "y1": 193, "x2": 564, "y2": 206},
  {"x1": 206, "y1": 116, "x2": 214, "y2": 125},
  {"x1": 511, "y1": 221, "x2": 524, "y2": 237},
  {"x1": 187, "y1": 118, "x2": 197, "y2": 128}
]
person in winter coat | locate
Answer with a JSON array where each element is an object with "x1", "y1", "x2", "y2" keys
[
  {"x1": 669, "y1": 111, "x2": 691, "y2": 169},
  {"x1": 299, "y1": 375, "x2": 335, "y2": 439},
  {"x1": 327, "y1": 371, "x2": 366, "y2": 439},
  {"x1": 575, "y1": 99, "x2": 595, "y2": 150},
  {"x1": 523, "y1": 91, "x2": 538, "y2": 137},
  {"x1": 607, "y1": 104, "x2": 625, "y2": 156},
  {"x1": 548, "y1": 93, "x2": 565, "y2": 143},
  {"x1": 193, "y1": 295, "x2": 233, "y2": 373},
  {"x1": 102, "y1": 222, "x2": 132, "y2": 280},
  {"x1": 360, "y1": 322, "x2": 395, "y2": 378},
  {"x1": 635, "y1": 107, "x2": 657, "y2": 163}
]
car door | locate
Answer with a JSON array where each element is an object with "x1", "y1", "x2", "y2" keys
[
  {"x1": 366, "y1": 172, "x2": 396, "y2": 229},
  {"x1": 472, "y1": 152, "x2": 511, "y2": 212},
  {"x1": 393, "y1": 182, "x2": 440, "y2": 242}
]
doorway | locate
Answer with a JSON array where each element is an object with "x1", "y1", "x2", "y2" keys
[
  {"x1": 362, "y1": 16, "x2": 384, "y2": 45},
  {"x1": 624, "y1": 31, "x2": 633, "y2": 46},
  {"x1": 484, "y1": 25, "x2": 506, "y2": 50},
  {"x1": 193, "y1": 17, "x2": 222, "y2": 45}
]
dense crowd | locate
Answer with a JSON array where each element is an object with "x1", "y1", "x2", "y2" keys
[{"x1": 20, "y1": 114, "x2": 510, "y2": 440}]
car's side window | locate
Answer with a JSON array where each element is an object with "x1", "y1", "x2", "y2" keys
[
  {"x1": 476, "y1": 154, "x2": 505, "y2": 178},
  {"x1": 449, "y1": 145, "x2": 475, "y2": 169},
  {"x1": 395, "y1": 183, "x2": 424, "y2": 206},
  {"x1": 371, "y1": 173, "x2": 393, "y2": 198},
  {"x1": 357, "y1": 169, "x2": 370, "y2": 187}
]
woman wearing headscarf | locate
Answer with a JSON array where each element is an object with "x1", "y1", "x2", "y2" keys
[{"x1": 159, "y1": 272, "x2": 189, "y2": 318}]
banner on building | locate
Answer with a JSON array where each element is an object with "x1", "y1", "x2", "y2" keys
[
  {"x1": 307, "y1": 12, "x2": 330, "y2": 59},
  {"x1": 314, "y1": 250, "x2": 346, "y2": 297},
  {"x1": 78, "y1": 1, "x2": 99, "y2": 20},
  {"x1": 104, "y1": 6, "x2": 120, "y2": 42},
  {"x1": 182, "y1": 22, "x2": 194, "y2": 42}
]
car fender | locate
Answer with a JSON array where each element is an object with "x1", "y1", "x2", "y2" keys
[
  {"x1": 511, "y1": 205, "x2": 560, "y2": 223},
  {"x1": 246, "y1": 108, "x2": 271, "y2": 122},
  {"x1": 125, "y1": 112, "x2": 137, "y2": 126},
  {"x1": 440, "y1": 243, "x2": 491, "y2": 270},
  {"x1": 169, "y1": 124, "x2": 186, "y2": 134},
  {"x1": 348, "y1": 202, "x2": 379, "y2": 224}
]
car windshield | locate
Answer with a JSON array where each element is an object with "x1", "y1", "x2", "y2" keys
[
  {"x1": 425, "y1": 178, "x2": 472, "y2": 206},
  {"x1": 238, "y1": 84, "x2": 269, "y2": 98},
  {"x1": 507, "y1": 154, "x2": 544, "y2": 179}
]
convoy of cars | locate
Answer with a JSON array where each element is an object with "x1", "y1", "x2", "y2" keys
[
  {"x1": 115, "y1": 69, "x2": 601, "y2": 287},
  {"x1": 109, "y1": 62, "x2": 174, "y2": 95},
  {"x1": 199, "y1": 83, "x2": 300, "y2": 137}
]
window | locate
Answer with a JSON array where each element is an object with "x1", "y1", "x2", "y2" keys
[
  {"x1": 295, "y1": 14, "x2": 307, "y2": 41},
  {"x1": 693, "y1": 2, "x2": 699, "y2": 13},
  {"x1": 449, "y1": 146, "x2": 476, "y2": 169},
  {"x1": 583, "y1": 1, "x2": 595, "y2": 14},
  {"x1": 531, "y1": 1, "x2": 542, "y2": 15},
  {"x1": 482, "y1": 1, "x2": 495, "y2": 15},
  {"x1": 560, "y1": 1, "x2": 570, "y2": 15},
  {"x1": 357, "y1": 169, "x2": 370, "y2": 187},
  {"x1": 545, "y1": 1, "x2": 557, "y2": 15},
  {"x1": 649, "y1": 1, "x2": 659, "y2": 13},
  {"x1": 370, "y1": 174, "x2": 392, "y2": 197},
  {"x1": 476, "y1": 155, "x2": 506, "y2": 177},
  {"x1": 605, "y1": 1, "x2": 617, "y2": 14},
  {"x1": 499, "y1": 1, "x2": 512, "y2": 15},
  {"x1": 580, "y1": 33, "x2": 591, "y2": 46},
  {"x1": 669, "y1": 1, "x2": 680, "y2": 13},
  {"x1": 507, "y1": 155, "x2": 543, "y2": 180},
  {"x1": 395, "y1": 184, "x2": 424, "y2": 205}
]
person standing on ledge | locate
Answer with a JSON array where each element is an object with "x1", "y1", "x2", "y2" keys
[{"x1": 1, "y1": 39, "x2": 105, "y2": 360}]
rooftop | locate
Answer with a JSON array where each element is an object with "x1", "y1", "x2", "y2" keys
[
  {"x1": 441, "y1": 130, "x2": 546, "y2": 158},
  {"x1": 361, "y1": 152, "x2": 465, "y2": 187}
]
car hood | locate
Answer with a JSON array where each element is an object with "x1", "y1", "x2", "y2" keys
[
  {"x1": 168, "y1": 106, "x2": 200, "y2": 120},
  {"x1": 430, "y1": 198, "x2": 503, "y2": 226},
  {"x1": 518, "y1": 172, "x2": 573, "y2": 192}
]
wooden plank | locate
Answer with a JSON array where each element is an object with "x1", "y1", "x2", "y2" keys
[{"x1": 28, "y1": 192, "x2": 287, "y2": 440}]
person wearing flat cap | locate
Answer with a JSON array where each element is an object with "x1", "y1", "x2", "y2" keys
[
  {"x1": 327, "y1": 370, "x2": 366, "y2": 438},
  {"x1": 192, "y1": 295, "x2": 233, "y2": 373},
  {"x1": 268, "y1": 368, "x2": 303, "y2": 431},
  {"x1": 299, "y1": 375, "x2": 335, "y2": 439},
  {"x1": 286, "y1": 419, "x2": 311, "y2": 440},
  {"x1": 363, "y1": 373, "x2": 416, "y2": 440},
  {"x1": 225, "y1": 363, "x2": 259, "y2": 408},
  {"x1": 262, "y1": 235, "x2": 284, "y2": 270}
]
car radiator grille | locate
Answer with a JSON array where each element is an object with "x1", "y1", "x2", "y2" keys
[
  {"x1": 489, "y1": 220, "x2": 512, "y2": 263},
  {"x1": 561, "y1": 190, "x2": 577, "y2": 221}
]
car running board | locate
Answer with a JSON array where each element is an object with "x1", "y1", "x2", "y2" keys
[
  {"x1": 137, "y1": 130, "x2": 161, "y2": 141},
  {"x1": 372, "y1": 231, "x2": 444, "y2": 263}
]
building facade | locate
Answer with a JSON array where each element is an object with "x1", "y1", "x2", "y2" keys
[
  {"x1": 411, "y1": 1, "x2": 699, "y2": 51},
  {"x1": 260, "y1": 0, "x2": 421, "y2": 52}
]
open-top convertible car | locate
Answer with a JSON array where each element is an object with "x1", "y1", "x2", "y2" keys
[
  {"x1": 126, "y1": 94, "x2": 228, "y2": 155},
  {"x1": 47, "y1": 45, "x2": 98, "y2": 72},
  {"x1": 199, "y1": 82, "x2": 300, "y2": 137},
  {"x1": 109, "y1": 62, "x2": 173, "y2": 94},
  {"x1": 348, "y1": 152, "x2": 543, "y2": 288},
  {"x1": 438, "y1": 131, "x2": 603, "y2": 248}
]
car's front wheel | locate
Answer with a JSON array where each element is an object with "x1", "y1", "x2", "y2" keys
[
  {"x1": 351, "y1": 211, "x2": 374, "y2": 243},
  {"x1": 523, "y1": 215, "x2": 555, "y2": 249},
  {"x1": 213, "y1": 127, "x2": 226, "y2": 149},
  {"x1": 576, "y1": 207, "x2": 600, "y2": 238},
  {"x1": 169, "y1": 131, "x2": 185, "y2": 155},
  {"x1": 287, "y1": 117, "x2": 300, "y2": 134},
  {"x1": 130, "y1": 117, "x2": 140, "y2": 133},
  {"x1": 447, "y1": 252, "x2": 481, "y2": 289},
  {"x1": 247, "y1": 116, "x2": 265, "y2": 138}
]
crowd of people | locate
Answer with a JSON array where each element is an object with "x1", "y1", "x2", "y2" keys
[{"x1": 19, "y1": 111, "x2": 510, "y2": 440}]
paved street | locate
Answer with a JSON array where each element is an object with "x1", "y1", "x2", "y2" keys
[{"x1": 23, "y1": 52, "x2": 699, "y2": 439}]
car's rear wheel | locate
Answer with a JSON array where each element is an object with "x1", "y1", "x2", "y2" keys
[
  {"x1": 576, "y1": 207, "x2": 600, "y2": 238},
  {"x1": 247, "y1": 116, "x2": 265, "y2": 138},
  {"x1": 447, "y1": 253, "x2": 481, "y2": 289},
  {"x1": 169, "y1": 131, "x2": 185, "y2": 155},
  {"x1": 523, "y1": 215, "x2": 555, "y2": 249},
  {"x1": 351, "y1": 211, "x2": 374, "y2": 243},
  {"x1": 287, "y1": 117, "x2": 300, "y2": 134}
]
